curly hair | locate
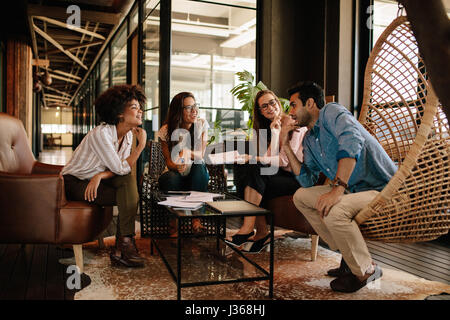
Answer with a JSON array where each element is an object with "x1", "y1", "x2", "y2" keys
[{"x1": 95, "y1": 84, "x2": 147, "y2": 125}]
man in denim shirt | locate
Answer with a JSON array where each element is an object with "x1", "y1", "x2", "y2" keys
[{"x1": 280, "y1": 81, "x2": 397, "y2": 293}]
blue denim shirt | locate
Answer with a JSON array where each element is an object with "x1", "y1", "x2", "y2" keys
[{"x1": 296, "y1": 103, "x2": 397, "y2": 193}]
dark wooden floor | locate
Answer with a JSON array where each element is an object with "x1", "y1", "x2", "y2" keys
[
  {"x1": 1, "y1": 216, "x2": 449, "y2": 300},
  {"x1": 0, "y1": 243, "x2": 81, "y2": 300}
]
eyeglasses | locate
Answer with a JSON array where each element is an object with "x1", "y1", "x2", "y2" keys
[
  {"x1": 183, "y1": 103, "x2": 200, "y2": 112},
  {"x1": 259, "y1": 99, "x2": 277, "y2": 110}
]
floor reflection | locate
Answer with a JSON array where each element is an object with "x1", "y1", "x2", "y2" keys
[
  {"x1": 153, "y1": 237, "x2": 267, "y2": 284},
  {"x1": 38, "y1": 147, "x2": 73, "y2": 166}
]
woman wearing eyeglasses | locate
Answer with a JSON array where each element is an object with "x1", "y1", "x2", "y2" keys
[
  {"x1": 158, "y1": 91, "x2": 210, "y2": 191},
  {"x1": 157, "y1": 92, "x2": 210, "y2": 233},
  {"x1": 226, "y1": 89, "x2": 307, "y2": 253}
]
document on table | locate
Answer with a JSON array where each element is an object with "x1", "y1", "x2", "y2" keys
[
  {"x1": 157, "y1": 196, "x2": 204, "y2": 210},
  {"x1": 208, "y1": 150, "x2": 246, "y2": 164},
  {"x1": 157, "y1": 191, "x2": 224, "y2": 210},
  {"x1": 184, "y1": 191, "x2": 224, "y2": 202}
]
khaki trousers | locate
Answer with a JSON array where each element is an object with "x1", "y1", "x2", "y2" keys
[
  {"x1": 292, "y1": 185, "x2": 378, "y2": 277},
  {"x1": 63, "y1": 173, "x2": 139, "y2": 236}
]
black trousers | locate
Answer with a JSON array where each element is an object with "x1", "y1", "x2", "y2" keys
[{"x1": 233, "y1": 163, "x2": 301, "y2": 207}]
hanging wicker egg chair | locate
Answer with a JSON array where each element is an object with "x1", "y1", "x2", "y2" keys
[{"x1": 354, "y1": 16, "x2": 450, "y2": 243}]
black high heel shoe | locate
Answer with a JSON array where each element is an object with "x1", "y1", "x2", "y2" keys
[
  {"x1": 243, "y1": 233, "x2": 271, "y2": 254},
  {"x1": 225, "y1": 231, "x2": 255, "y2": 247}
]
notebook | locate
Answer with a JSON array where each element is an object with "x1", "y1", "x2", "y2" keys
[{"x1": 206, "y1": 200, "x2": 269, "y2": 215}]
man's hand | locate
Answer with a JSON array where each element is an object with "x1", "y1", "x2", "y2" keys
[
  {"x1": 84, "y1": 174, "x2": 102, "y2": 202},
  {"x1": 315, "y1": 187, "x2": 345, "y2": 218},
  {"x1": 280, "y1": 115, "x2": 297, "y2": 146}
]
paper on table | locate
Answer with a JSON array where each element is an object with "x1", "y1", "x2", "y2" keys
[
  {"x1": 157, "y1": 197, "x2": 204, "y2": 209},
  {"x1": 185, "y1": 191, "x2": 224, "y2": 202},
  {"x1": 207, "y1": 150, "x2": 246, "y2": 164}
]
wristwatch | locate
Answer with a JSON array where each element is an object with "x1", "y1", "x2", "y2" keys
[{"x1": 331, "y1": 177, "x2": 348, "y2": 190}]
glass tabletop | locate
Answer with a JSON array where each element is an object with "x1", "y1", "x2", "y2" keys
[{"x1": 153, "y1": 191, "x2": 270, "y2": 218}]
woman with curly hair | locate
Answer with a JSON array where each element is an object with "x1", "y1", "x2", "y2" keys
[{"x1": 61, "y1": 84, "x2": 147, "y2": 268}]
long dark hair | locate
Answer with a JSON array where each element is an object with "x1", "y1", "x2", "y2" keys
[
  {"x1": 252, "y1": 89, "x2": 282, "y2": 145},
  {"x1": 163, "y1": 91, "x2": 196, "y2": 151}
]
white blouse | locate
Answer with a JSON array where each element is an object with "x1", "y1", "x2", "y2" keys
[{"x1": 61, "y1": 124, "x2": 133, "y2": 180}]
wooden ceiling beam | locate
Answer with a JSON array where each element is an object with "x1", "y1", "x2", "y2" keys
[
  {"x1": 47, "y1": 68, "x2": 82, "y2": 80},
  {"x1": 33, "y1": 16, "x2": 106, "y2": 40},
  {"x1": 43, "y1": 85, "x2": 72, "y2": 98},
  {"x1": 45, "y1": 41, "x2": 103, "y2": 55},
  {"x1": 27, "y1": 4, "x2": 120, "y2": 25},
  {"x1": 33, "y1": 23, "x2": 88, "y2": 70},
  {"x1": 47, "y1": 72, "x2": 80, "y2": 84}
]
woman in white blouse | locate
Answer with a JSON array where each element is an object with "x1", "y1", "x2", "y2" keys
[{"x1": 61, "y1": 84, "x2": 147, "y2": 268}]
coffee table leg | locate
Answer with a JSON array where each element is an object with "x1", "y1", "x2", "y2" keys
[
  {"x1": 269, "y1": 214, "x2": 274, "y2": 298},
  {"x1": 177, "y1": 217, "x2": 182, "y2": 300},
  {"x1": 216, "y1": 218, "x2": 220, "y2": 251}
]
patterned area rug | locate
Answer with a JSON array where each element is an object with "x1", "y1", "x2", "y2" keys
[{"x1": 68, "y1": 229, "x2": 450, "y2": 300}]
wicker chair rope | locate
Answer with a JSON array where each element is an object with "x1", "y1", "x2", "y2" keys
[
  {"x1": 354, "y1": 16, "x2": 450, "y2": 243},
  {"x1": 139, "y1": 140, "x2": 227, "y2": 237}
]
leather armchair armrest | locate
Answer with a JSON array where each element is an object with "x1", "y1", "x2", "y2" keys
[
  {"x1": 0, "y1": 173, "x2": 65, "y2": 243},
  {"x1": 32, "y1": 161, "x2": 64, "y2": 175}
]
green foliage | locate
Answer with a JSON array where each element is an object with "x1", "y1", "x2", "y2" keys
[
  {"x1": 207, "y1": 114, "x2": 224, "y2": 146},
  {"x1": 230, "y1": 70, "x2": 268, "y2": 130}
]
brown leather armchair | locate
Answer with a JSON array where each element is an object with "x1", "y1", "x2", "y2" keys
[{"x1": 0, "y1": 113, "x2": 112, "y2": 273}]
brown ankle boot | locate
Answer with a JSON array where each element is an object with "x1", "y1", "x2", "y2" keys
[{"x1": 110, "y1": 236, "x2": 145, "y2": 267}]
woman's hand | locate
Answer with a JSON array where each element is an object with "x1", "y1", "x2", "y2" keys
[
  {"x1": 133, "y1": 127, "x2": 147, "y2": 148},
  {"x1": 84, "y1": 174, "x2": 102, "y2": 202},
  {"x1": 176, "y1": 150, "x2": 188, "y2": 173},
  {"x1": 176, "y1": 163, "x2": 187, "y2": 174},
  {"x1": 237, "y1": 153, "x2": 253, "y2": 164},
  {"x1": 270, "y1": 115, "x2": 282, "y2": 131}
]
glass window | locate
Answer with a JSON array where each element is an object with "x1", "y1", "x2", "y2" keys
[
  {"x1": 143, "y1": 0, "x2": 160, "y2": 134},
  {"x1": 111, "y1": 22, "x2": 128, "y2": 86},
  {"x1": 99, "y1": 51, "x2": 110, "y2": 95},
  {"x1": 129, "y1": 3, "x2": 139, "y2": 34},
  {"x1": 171, "y1": 0, "x2": 257, "y2": 130},
  {"x1": 372, "y1": 0, "x2": 398, "y2": 46},
  {"x1": 145, "y1": 0, "x2": 160, "y2": 17}
]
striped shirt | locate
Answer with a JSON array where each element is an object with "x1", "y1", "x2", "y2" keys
[{"x1": 61, "y1": 124, "x2": 133, "y2": 180}]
